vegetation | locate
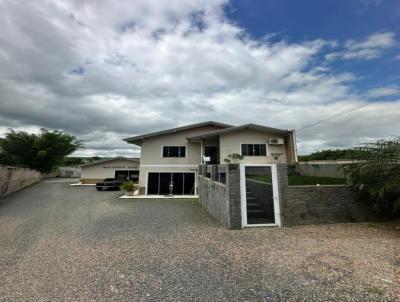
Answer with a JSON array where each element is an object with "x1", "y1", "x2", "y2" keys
[
  {"x1": 0, "y1": 129, "x2": 82, "y2": 173},
  {"x1": 61, "y1": 157, "x2": 84, "y2": 166},
  {"x1": 223, "y1": 153, "x2": 244, "y2": 163},
  {"x1": 298, "y1": 149, "x2": 358, "y2": 161},
  {"x1": 345, "y1": 138, "x2": 400, "y2": 217},
  {"x1": 122, "y1": 180, "x2": 137, "y2": 192},
  {"x1": 247, "y1": 175, "x2": 346, "y2": 186}
]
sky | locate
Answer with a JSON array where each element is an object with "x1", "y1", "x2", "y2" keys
[{"x1": 0, "y1": 0, "x2": 399, "y2": 157}]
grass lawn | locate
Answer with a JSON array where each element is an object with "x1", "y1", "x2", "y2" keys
[{"x1": 247, "y1": 175, "x2": 346, "y2": 185}]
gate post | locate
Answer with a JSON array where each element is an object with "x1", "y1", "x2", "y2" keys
[{"x1": 227, "y1": 164, "x2": 242, "y2": 229}]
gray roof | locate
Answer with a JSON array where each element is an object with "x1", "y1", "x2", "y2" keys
[
  {"x1": 187, "y1": 123, "x2": 291, "y2": 141},
  {"x1": 80, "y1": 156, "x2": 140, "y2": 167},
  {"x1": 123, "y1": 121, "x2": 232, "y2": 146}
]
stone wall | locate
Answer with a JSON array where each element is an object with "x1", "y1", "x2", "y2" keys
[
  {"x1": 198, "y1": 164, "x2": 242, "y2": 229},
  {"x1": 198, "y1": 164, "x2": 374, "y2": 229},
  {"x1": 0, "y1": 166, "x2": 41, "y2": 198},
  {"x1": 197, "y1": 176, "x2": 230, "y2": 228},
  {"x1": 277, "y1": 164, "x2": 373, "y2": 226}
]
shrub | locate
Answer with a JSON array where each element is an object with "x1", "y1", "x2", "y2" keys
[
  {"x1": 122, "y1": 180, "x2": 136, "y2": 192},
  {"x1": 345, "y1": 138, "x2": 400, "y2": 217}
]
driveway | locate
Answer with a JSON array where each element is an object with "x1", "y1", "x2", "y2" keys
[{"x1": 0, "y1": 180, "x2": 399, "y2": 301}]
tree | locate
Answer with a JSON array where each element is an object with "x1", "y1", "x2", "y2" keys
[
  {"x1": 61, "y1": 157, "x2": 84, "y2": 166},
  {"x1": 345, "y1": 138, "x2": 400, "y2": 217},
  {"x1": 0, "y1": 129, "x2": 83, "y2": 173}
]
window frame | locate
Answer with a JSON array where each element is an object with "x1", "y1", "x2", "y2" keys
[
  {"x1": 240, "y1": 143, "x2": 268, "y2": 157},
  {"x1": 161, "y1": 145, "x2": 187, "y2": 158}
]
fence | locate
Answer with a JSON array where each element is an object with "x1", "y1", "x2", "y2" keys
[
  {"x1": 198, "y1": 164, "x2": 374, "y2": 229},
  {"x1": 198, "y1": 164, "x2": 242, "y2": 229},
  {"x1": 0, "y1": 166, "x2": 41, "y2": 198}
]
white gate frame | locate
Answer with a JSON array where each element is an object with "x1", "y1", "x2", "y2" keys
[{"x1": 239, "y1": 164, "x2": 282, "y2": 227}]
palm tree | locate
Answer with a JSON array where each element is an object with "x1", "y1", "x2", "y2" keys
[{"x1": 345, "y1": 138, "x2": 400, "y2": 216}]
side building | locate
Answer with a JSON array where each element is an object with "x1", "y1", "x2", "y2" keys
[{"x1": 80, "y1": 157, "x2": 140, "y2": 184}]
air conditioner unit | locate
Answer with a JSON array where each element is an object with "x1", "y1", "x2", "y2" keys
[{"x1": 269, "y1": 138, "x2": 284, "y2": 145}]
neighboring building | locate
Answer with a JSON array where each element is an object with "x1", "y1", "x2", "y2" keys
[
  {"x1": 58, "y1": 166, "x2": 81, "y2": 178},
  {"x1": 80, "y1": 157, "x2": 140, "y2": 184},
  {"x1": 124, "y1": 121, "x2": 297, "y2": 195}
]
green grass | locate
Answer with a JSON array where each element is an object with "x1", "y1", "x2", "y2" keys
[{"x1": 247, "y1": 175, "x2": 346, "y2": 186}]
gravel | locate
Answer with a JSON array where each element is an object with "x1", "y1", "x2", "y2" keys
[{"x1": 0, "y1": 179, "x2": 399, "y2": 301}]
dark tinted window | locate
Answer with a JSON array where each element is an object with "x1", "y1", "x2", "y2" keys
[{"x1": 162, "y1": 146, "x2": 186, "y2": 157}]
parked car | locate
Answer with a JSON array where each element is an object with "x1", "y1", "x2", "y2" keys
[{"x1": 95, "y1": 178, "x2": 123, "y2": 191}]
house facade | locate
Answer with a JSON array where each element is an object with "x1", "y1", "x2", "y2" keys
[{"x1": 124, "y1": 121, "x2": 297, "y2": 195}]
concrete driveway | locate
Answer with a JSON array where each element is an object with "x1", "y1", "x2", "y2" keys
[{"x1": 0, "y1": 179, "x2": 399, "y2": 301}]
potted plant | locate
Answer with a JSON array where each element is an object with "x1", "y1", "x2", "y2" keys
[
  {"x1": 122, "y1": 180, "x2": 136, "y2": 196},
  {"x1": 223, "y1": 153, "x2": 244, "y2": 163}
]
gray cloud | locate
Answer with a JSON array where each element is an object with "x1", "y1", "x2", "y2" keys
[{"x1": 0, "y1": 0, "x2": 399, "y2": 156}]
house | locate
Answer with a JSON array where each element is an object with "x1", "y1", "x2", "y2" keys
[
  {"x1": 80, "y1": 157, "x2": 140, "y2": 184},
  {"x1": 124, "y1": 121, "x2": 297, "y2": 195}
]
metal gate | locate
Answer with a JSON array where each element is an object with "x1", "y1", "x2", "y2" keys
[{"x1": 239, "y1": 164, "x2": 281, "y2": 227}]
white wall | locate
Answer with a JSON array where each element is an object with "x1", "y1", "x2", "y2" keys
[
  {"x1": 81, "y1": 159, "x2": 140, "y2": 180},
  {"x1": 138, "y1": 125, "x2": 223, "y2": 188},
  {"x1": 0, "y1": 167, "x2": 41, "y2": 197},
  {"x1": 219, "y1": 129, "x2": 287, "y2": 164}
]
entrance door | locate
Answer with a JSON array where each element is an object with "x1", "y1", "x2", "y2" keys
[
  {"x1": 115, "y1": 170, "x2": 129, "y2": 181},
  {"x1": 147, "y1": 172, "x2": 196, "y2": 195},
  {"x1": 204, "y1": 146, "x2": 218, "y2": 164},
  {"x1": 115, "y1": 170, "x2": 139, "y2": 182},
  {"x1": 240, "y1": 165, "x2": 281, "y2": 226}
]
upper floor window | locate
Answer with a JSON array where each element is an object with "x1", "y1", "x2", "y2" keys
[
  {"x1": 241, "y1": 144, "x2": 267, "y2": 156},
  {"x1": 162, "y1": 146, "x2": 186, "y2": 158}
]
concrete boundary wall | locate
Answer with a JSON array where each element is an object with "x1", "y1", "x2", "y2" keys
[
  {"x1": 277, "y1": 164, "x2": 374, "y2": 226},
  {"x1": 198, "y1": 164, "x2": 374, "y2": 229},
  {"x1": 198, "y1": 164, "x2": 242, "y2": 229},
  {"x1": 0, "y1": 167, "x2": 41, "y2": 198}
]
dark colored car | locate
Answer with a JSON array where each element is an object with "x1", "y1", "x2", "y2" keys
[{"x1": 95, "y1": 178, "x2": 123, "y2": 191}]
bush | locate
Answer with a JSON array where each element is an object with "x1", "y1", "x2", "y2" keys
[
  {"x1": 345, "y1": 138, "x2": 400, "y2": 217},
  {"x1": 122, "y1": 180, "x2": 136, "y2": 192}
]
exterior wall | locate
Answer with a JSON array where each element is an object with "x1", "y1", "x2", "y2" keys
[
  {"x1": 0, "y1": 167, "x2": 41, "y2": 198},
  {"x1": 198, "y1": 176, "x2": 230, "y2": 228},
  {"x1": 277, "y1": 164, "x2": 374, "y2": 226},
  {"x1": 197, "y1": 164, "x2": 242, "y2": 229},
  {"x1": 58, "y1": 166, "x2": 81, "y2": 178},
  {"x1": 138, "y1": 125, "x2": 224, "y2": 189},
  {"x1": 294, "y1": 163, "x2": 346, "y2": 178},
  {"x1": 198, "y1": 163, "x2": 374, "y2": 229},
  {"x1": 219, "y1": 129, "x2": 287, "y2": 164},
  {"x1": 81, "y1": 159, "x2": 140, "y2": 183}
]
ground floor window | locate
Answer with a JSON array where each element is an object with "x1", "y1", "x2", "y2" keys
[{"x1": 147, "y1": 172, "x2": 195, "y2": 195}]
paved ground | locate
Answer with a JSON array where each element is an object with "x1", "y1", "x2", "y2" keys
[{"x1": 0, "y1": 179, "x2": 399, "y2": 301}]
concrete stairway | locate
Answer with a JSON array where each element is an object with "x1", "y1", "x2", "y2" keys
[{"x1": 246, "y1": 187, "x2": 266, "y2": 219}]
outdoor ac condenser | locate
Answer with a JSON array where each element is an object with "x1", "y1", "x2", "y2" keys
[{"x1": 269, "y1": 138, "x2": 284, "y2": 145}]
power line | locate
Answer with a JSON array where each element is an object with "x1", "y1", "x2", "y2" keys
[{"x1": 297, "y1": 90, "x2": 400, "y2": 133}]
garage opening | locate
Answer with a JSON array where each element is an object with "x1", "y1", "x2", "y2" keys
[
  {"x1": 115, "y1": 170, "x2": 139, "y2": 182},
  {"x1": 147, "y1": 172, "x2": 195, "y2": 195}
]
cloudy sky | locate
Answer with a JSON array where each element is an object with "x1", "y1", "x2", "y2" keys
[{"x1": 0, "y1": 0, "x2": 399, "y2": 157}]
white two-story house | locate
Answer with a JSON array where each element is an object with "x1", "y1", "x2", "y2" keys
[{"x1": 124, "y1": 121, "x2": 297, "y2": 195}]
